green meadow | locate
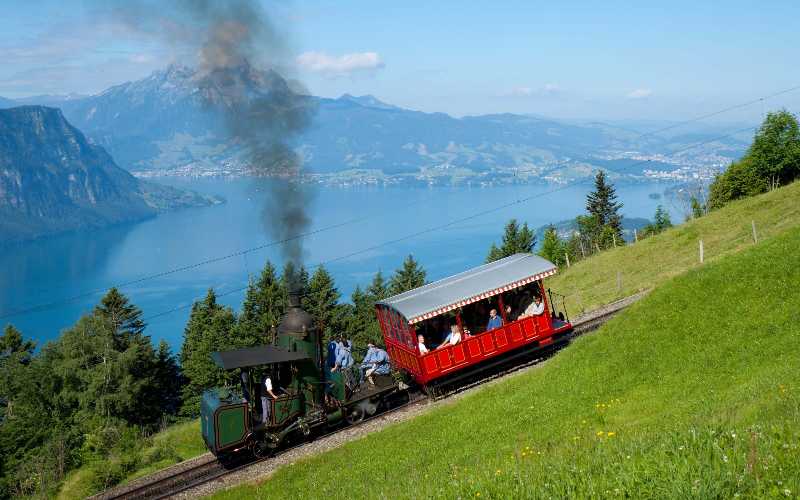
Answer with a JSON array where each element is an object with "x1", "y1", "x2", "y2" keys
[
  {"x1": 547, "y1": 180, "x2": 800, "y2": 317},
  {"x1": 217, "y1": 198, "x2": 800, "y2": 498}
]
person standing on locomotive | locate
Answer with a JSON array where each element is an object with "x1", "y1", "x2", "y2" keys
[{"x1": 261, "y1": 373, "x2": 278, "y2": 425}]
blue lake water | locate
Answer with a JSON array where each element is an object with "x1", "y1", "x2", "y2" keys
[{"x1": 0, "y1": 178, "x2": 680, "y2": 352}]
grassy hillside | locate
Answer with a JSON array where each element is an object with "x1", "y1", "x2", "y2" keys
[
  {"x1": 547, "y1": 180, "x2": 800, "y2": 316},
  {"x1": 217, "y1": 224, "x2": 800, "y2": 498},
  {"x1": 57, "y1": 420, "x2": 204, "y2": 499}
]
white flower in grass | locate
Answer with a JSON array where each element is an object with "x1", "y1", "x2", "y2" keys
[
  {"x1": 722, "y1": 454, "x2": 729, "y2": 463},
  {"x1": 783, "y1": 489, "x2": 791, "y2": 497}
]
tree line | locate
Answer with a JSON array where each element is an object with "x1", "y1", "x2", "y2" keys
[{"x1": 0, "y1": 256, "x2": 426, "y2": 497}]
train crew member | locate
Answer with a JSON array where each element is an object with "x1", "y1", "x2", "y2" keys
[
  {"x1": 363, "y1": 345, "x2": 390, "y2": 385},
  {"x1": 360, "y1": 343, "x2": 389, "y2": 384},
  {"x1": 261, "y1": 374, "x2": 278, "y2": 425},
  {"x1": 436, "y1": 324, "x2": 462, "y2": 350},
  {"x1": 418, "y1": 334, "x2": 429, "y2": 354},
  {"x1": 326, "y1": 338, "x2": 338, "y2": 369},
  {"x1": 520, "y1": 295, "x2": 545, "y2": 318},
  {"x1": 331, "y1": 337, "x2": 354, "y2": 372},
  {"x1": 486, "y1": 308, "x2": 503, "y2": 331}
]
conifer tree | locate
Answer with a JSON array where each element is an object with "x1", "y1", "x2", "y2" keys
[
  {"x1": 486, "y1": 219, "x2": 536, "y2": 262},
  {"x1": 94, "y1": 288, "x2": 146, "y2": 348},
  {"x1": 389, "y1": 255, "x2": 427, "y2": 295},
  {"x1": 237, "y1": 261, "x2": 284, "y2": 346},
  {"x1": 367, "y1": 271, "x2": 388, "y2": 302},
  {"x1": 654, "y1": 205, "x2": 672, "y2": 231},
  {"x1": 580, "y1": 171, "x2": 624, "y2": 249},
  {"x1": 179, "y1": 289, "x2": 236, "y2": 416},
  {"x1": 538, "y1": 225, "x2": 566, "y2": 266},
  {"x1": 305, "y1": 266, "x2": 341, "y2": 337}
]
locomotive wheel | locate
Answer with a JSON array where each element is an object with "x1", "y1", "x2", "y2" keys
[{"x1": 344, "y1": 405, "x2": 366, "y2": 424}]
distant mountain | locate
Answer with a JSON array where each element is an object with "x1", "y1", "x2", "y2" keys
[
  {"x1": 0, "y1": 106, "x2": 221, "y2": 243},
  {"x1": 0, "y1": 65, "x2": 749, "y2": 180}
]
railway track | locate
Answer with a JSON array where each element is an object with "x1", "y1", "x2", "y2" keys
[
  {"x1": 95, "y1": 392, "x2": 426, "y2": 500},
  {"x1": 94, "y1": 292, "x2": 645, "y2": 500}
]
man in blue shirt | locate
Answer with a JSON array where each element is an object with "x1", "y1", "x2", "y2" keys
[
  {"x1": 360, "y1": 343, "x2": 390, "y2": 385},
  {"x1": 486, "y1": 308, "x2": 503, "y2": 331}
]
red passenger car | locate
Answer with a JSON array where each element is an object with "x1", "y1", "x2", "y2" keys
[{"x1": 375, "y1": 253, "x2": 572, "y2": 387}]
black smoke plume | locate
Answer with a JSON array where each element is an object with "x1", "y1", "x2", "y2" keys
[{"x1": 100, "y1": 0, "x2": 315, "y2": 277}]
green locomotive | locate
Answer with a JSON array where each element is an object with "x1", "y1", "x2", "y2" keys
[{"x1": 200, "y1": 294, "x2": 402, "y2": 459}]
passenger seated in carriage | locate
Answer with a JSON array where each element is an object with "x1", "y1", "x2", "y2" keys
[
  {"x1": 417, "y1": 334, "x2": 429, "y2": 354},
  {"x1": 436, "y1": 324, "x2": 462, "y2": 349},
  {"x1": 519, "y1": 294, "x2": 545, "y2": 318},
  {"x1": 486, "y1": 308, "x2": 503, "y2": 331}
]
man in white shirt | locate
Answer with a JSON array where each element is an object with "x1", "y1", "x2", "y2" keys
[
  {"x1": 418, "y1": 334, "x2": 429, "y2": 354},
  {"x1": 261, "y1": 375, "x2": 278, "y2": 425},
  {"x1": 521, "y1": 295, "x2": 545, "y2": 318}
]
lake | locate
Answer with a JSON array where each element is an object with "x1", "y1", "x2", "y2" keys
[{"x1": 0, "y1": 178, "x2": 680, "y2": 352}]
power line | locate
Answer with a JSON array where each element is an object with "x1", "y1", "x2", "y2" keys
[
  {"x1": 143, "y1": 181, "x2": 585, "y2": 322},
  {"x1": 635, "y1": 84, "x2": 800, "y2": 139},
  {"x1": 146, "y1": 123, "x2": 765, "y2": 323},
  {"x1": 3, "y1": 91, "x2": 794, "y2": 322},
  {"x1": 0, "y1": 215, "x2": 370, "y2": 320}
]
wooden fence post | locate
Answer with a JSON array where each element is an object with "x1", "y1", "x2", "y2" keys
[
  {"x1": 579, "y1": 240, "x2": 586, "y2": 258},
  {"x1": 751, "y1": 220, "x2": 758, "y2": 243},
  {"x1": 634, "y1": 228, "x2": 638, "y2": 242},
  {"x1": 699, "y1": 239, "x2": 704, "y2": 263},
  {"x1": 565, "y1": 252, "x2": 571, "y2": 268},
  {"x1": 612, "y1": 233, "x2": 617, "y2": 247},
  {"x1": 595, "y1": 242, "x2": 601, "y2": 254}
]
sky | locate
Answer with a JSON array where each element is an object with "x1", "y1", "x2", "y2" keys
[{"x1": 1, "y1": 0, "x2": 799, "y2": 121}]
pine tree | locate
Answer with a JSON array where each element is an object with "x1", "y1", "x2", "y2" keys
[
  {"x1": 538, "y1": 225, "x2": 566, "y2": 266},
  {"x1": 582, "y1": 171, "x2": 624, "y2": 249},
  {"x1": 389, "y1": 255, "x2": 427, "y2": 295},
  {"x1": 654, "y1": 205, "x2": 672, "y2": 231},
  {"x1": 305, "y1": 266, "x2": 341, "y2": 337},
  {"x1": 0, "y1": 325, "x2": 36, "y2": 420},
  {"x1": 690, "y1": 197, "x2": 705, "y2": 219},
  {"x1": 152, "y1": 340, "x2": 182, "y2": 417},
  {"x1": 94, "y1": 288, "x2": 146, "y2": 348},
  {"x1": 486, "y1": 219, "x2": 536, "y2": 262},
  {"x1": 237, "y1": 261, "x2": 284, "y2": 347},
  {"x1": 180, "y1": 289, "x2": 236, "y2": 416},
  {"x1": 367, "y1": 271, "x2": 388, "y2": 301}
]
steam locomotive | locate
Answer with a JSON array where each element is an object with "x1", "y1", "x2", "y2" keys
[{"x1": 201, "y1": 253, "x2": 572, "y2": 459}]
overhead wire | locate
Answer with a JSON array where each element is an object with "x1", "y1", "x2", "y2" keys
[{"x1": 2, "y1": 85, "x2": 798, "y2": 322}]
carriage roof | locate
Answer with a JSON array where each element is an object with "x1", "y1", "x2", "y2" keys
[
  {"x1": 377, "y1": 253, "x2": 557, "y2": 324},
  {"x1": 211, "y1": 344, "x2": 310, "y2": 370}
]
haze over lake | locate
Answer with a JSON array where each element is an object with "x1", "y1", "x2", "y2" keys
[{"x1": 0, "y1": 178, "x2": 680, "y2": 351}]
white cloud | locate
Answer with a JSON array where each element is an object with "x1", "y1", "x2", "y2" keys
[
  {"x1": 296, "y1": 51, "x2": 385, "y2": 77},
  {"x1": 627, "y1": 88, "x2": 653, "y2": 99},
  {"x1": 502, "y1": 83, "x2": 560, "y2": 98}
]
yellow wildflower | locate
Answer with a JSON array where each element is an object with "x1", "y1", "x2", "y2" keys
[
  {"x1": 597, "y1": 431, "x2": 604, "y2": 437},
  {"x1": 608, "y1": 432, "x2": 616, "y2": 437}
]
